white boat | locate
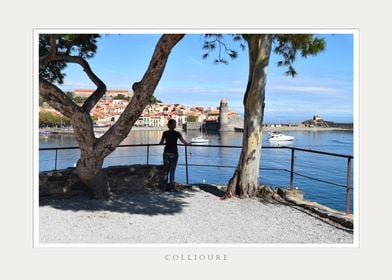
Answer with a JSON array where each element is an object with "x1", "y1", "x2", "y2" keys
[
  {"x1": 267, "y1": 132, "x2": 294, "y2": 141},
  {"x1": 191, "y1": 136, "x2": 209, "y2": 143},
  {"x1": 39, "y1": 131, "x2": 51, "y2": 139}
]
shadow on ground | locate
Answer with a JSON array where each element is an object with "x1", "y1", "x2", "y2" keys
[
  {"x1": 194, "y1": 184, "x2": 225, "y2": 197},
  {"x1": 195, "y1": 184, "x2": 281, "y2": 206},
  {"x1": 39, "y1": 189, "x2": 198, "y2": 216}
]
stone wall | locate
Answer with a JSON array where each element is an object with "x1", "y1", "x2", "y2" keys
[
  {"x1": 185, "y1": 121, "x2": 202, "y2": 130},
  {"x1": 39, "y1": 165, "x2": 164, "y2": 198}
]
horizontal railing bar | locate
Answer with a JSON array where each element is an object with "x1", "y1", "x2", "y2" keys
[
  {"x1": 179, "y1": 163, "x2": 237, "y2": 169},
  {"x1": 39, "y1": 143, "x2": 163, "y2": 151},
  {"x1": 180, "y1": 144, "x2": 242, "y2": 148},
  {"x1": 40, "y1": 146, "x2": 79, "y2": 151},
  {"x1": 179, "y1": 164, "x2": 345, "y2": 187},
  {"x1": 281, "y1": 146, "x2": 353, "y2": 159},
  {"x1": 39, "y1": 144, "x2": 282, "y2": 151},
  {"x1": 179, "y1": 144, "x2": 287, "y2": 149},
  {"x1": 39, "y1": 144, "x2": 353, "y2": 159},
  {"x1": 291, "y1": 171, "x2": 347, "y2": 188},
  {"x1": 175, "y1": 164, "x2": 291, "y2": 173},
  {"x1": 261, "y1": 168, "x2": 291, "y2": 172}
]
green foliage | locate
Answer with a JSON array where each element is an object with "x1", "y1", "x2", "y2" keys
[
  {"x1": 57, "y1": 34, "x2": 100, "y2": 58},
  {"x1": 202, "y1": 34, "x2": 326, "y2": 77},
  {"x1": 202, "y1": 34, "x2": 245, "y2": 64},
  {"x1": 273, "y1": 34, "x2": 326, "y2": 77},
  {"x1": 114, "y1": 94, "x2": 129, "y2": 100},
  {"x1": 187, "y1": 115, "x2": 198, "y2": 122},
  {"x1": 39, "y1": 60, "x2": 67, "y2": 84},
  {"x1": 39, "y1": 34, "x2": 101, "y2": 84},
  {"x1": 149, "y1": 96, "x2": 162, "y2": 104},
  {"x1": 39, "y1": 112, "x2": 71, "y2": 127},
  {"x1": 65, "y1": 91, "x2": 74, "y2": 99},
  {"x1": 73, "y1": 95, "x2": 88, "y2": 104},
  {"x1": 39, "y1": 95, "x2": 45, "y2": 106}
]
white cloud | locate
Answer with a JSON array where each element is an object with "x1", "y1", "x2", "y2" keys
[
  {"x1": 157, "y1": 85, "x2": 243, "y2": 95},
  {"x1": 269, "y1": 85, "x2": 344, "y2": 94},
  {"x1": 232, "y1": 79, "x2": 246, "y2": 85},
  {"x1": 188, "y1": 57, "x2": 206, "y2": 67},
  {"x1": 59, "y1": 81, "x2": 94, "y2": 90},
  {"x1": 267, "y1": 72, "x2": 353, "y2": 98},
  {"x1": 265, "y1": 100, "x2": 352, "y2": 115}
]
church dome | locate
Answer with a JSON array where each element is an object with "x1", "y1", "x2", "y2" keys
[{"x1": 220, "y1": 98, "x2": 228, "y2": 104}]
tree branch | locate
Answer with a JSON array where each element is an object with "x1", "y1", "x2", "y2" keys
[
  {"x1": 39, "y1": 78, "x2": 80, "y2": 118},
  {"x1": 39, "y1": 35, "x2": 57, "y2": 67},
  {"x1": 48, "y1": 54, "x2": 107, "y2": 112}
]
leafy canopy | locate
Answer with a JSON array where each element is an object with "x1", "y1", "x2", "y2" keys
[
  {"x1": 202, "y1": 34, "x2": 326, "y2": 76},
  {"x1": 39, "y1": 34, "x2": 100, "y2": 84}
]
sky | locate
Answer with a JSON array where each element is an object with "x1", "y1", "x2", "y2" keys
[{"x1": 57, "y1": 32, "x2": 354, "y2": 124}]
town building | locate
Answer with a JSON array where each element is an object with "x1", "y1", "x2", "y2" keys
[
  {"x1": 73, "y1": 89, "x2": 132, "y2": 98},
  {"x1": 40, "y1": 90, "x2": 244, "y2": 131}
]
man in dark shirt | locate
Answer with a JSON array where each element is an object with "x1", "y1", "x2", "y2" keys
[{"x1": 159, "y1": 119, "x2": 189, "y2": 192}]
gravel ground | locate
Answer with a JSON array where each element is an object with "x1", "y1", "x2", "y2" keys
[{"x1": 39, "y1": 186, "x2": 353, "y2": 245}]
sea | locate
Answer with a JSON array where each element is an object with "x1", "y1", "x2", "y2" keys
[{"x1": 39, "y1": 129, "x2": 355, "y2": 213}]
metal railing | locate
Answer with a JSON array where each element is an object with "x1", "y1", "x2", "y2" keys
[
  {"x1": 283, "y1": 146, "x2": 353, "y2": 215},
  {"x1": 39, "y1": 144, "x2": 353, "y2": 214}
]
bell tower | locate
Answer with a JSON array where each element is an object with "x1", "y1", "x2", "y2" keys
[{"x1": 219, "y1": 98, "x2": 230, "y2": 132}]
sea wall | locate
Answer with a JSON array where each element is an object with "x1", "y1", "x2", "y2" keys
[
  {"x1": 39, "y1": 165, "x2": 164, "y2": 198},
  {"x1": 185, "y1": 122, "x2": 202, "y2": 130}
]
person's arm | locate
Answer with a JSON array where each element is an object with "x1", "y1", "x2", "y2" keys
[
  {"x1": 159, "y1": 132, "x2": 165, "y2": 145},
  {"x1": 179, "y1": 135, "x2": 190, "y2": 145}
]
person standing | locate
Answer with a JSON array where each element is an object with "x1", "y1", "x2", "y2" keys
[{"x1": 159, "y1": 119, "x2": 190, "y2": 192}]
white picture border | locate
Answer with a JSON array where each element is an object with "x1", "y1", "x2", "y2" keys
[{"x1": 6, "y1": 0, "x2": 389, "y2": 277}]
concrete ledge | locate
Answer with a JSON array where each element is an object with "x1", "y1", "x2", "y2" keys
[
  {"x1": 193, "y1": 185, "x2": 353, "y2": 230},
  {"x1": 276, "y1": 188, "x2": 353, "y2": 229}
]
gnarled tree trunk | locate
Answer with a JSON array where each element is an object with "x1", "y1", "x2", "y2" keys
[
  {"x1": 222, "y1": 34, "x2": 272, "y2": 199},
  {"x1": 39, "y1": 34, "x2": 184, "y2": 199}
]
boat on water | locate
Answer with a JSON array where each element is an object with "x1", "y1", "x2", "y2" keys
[
  {"x1": 267, "y1": 132, "x2": 294, "y2": 141},
  {"x1": 191, "y1": 136, "x2": 209, "y2": 144},
  {"x1": 191, "y1": 123, "x2": 209, "y2": 144},
  {"x1": 39, "y1": 131, "x2": 51, "y2": 139}
]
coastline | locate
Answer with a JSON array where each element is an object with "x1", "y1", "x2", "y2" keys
[
  {"x1": 261, "y1": 126, "x2": 353, "y2": 132},
  {"x1": 39, "y1": 126, "x2": 353, "y2": 135}
]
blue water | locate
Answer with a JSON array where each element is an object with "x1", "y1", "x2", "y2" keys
[{"x1": 39, "y1": 129, "x2": 354, "y2": 213}]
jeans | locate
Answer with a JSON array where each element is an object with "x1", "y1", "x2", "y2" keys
[{"x1": 162, "y1": 152, "x2": 178, "y2": 191}]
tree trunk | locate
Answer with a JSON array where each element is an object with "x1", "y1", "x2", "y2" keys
[
  {"x1": 70, "y1": 109, "x2": 109, "y2": 198},
  {"x1": 75, "y1": 152, "x2": 108, "y2": 199},
  {"x1": 222, "y1": 34, "x2": 272, "y2": 199}
]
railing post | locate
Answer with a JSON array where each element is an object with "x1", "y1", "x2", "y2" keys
[
  {"x1": 289, "y1": 148, "x2": 295, "y2": 190},
  {"x1": 185, "y1": 145, "x2": 189, "y2": 184},
  {"x1": 346, "y1": 157, "x2": 352, "y2": 215},
  {"x1": 54, "y1": 148, "x2": 58, "y2": 171},
  {"x1": 146, "y1": 145, "x2": 150, "y2": 165}
]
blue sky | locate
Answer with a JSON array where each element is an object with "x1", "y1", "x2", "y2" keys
[{"x1": 58, "y1": 33, "x2": 354, "y2": 124}]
